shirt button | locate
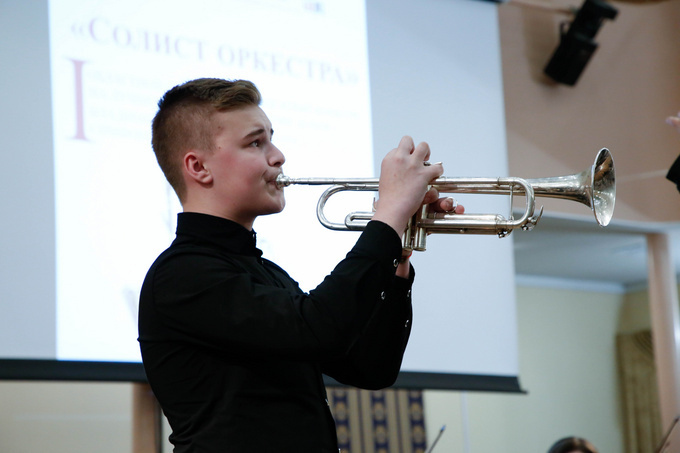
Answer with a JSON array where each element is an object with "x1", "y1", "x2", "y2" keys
[
  {"x1": 393, "y1": 259, "x2": 399, "y2": 267},
  {"x1": 405, "y1": 319, "x2": 410, "y2": 328},
  {"x1": 406, "y1": 290, "x2": 411, "y2": 297},
  {"x1": 380, "y1": 291, "x2": 386, "y2": 300}
]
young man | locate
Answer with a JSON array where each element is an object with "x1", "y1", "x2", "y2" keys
[{"x1": 138, "y1": 78, "x2": 456, "y2": 452}]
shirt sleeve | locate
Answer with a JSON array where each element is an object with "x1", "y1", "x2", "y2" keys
[{"x1": 320, "y1": 267, "x2": 414, "y2": 389}]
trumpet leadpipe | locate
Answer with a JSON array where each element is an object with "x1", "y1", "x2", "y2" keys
[{"x1": 276, "y1": 175, "x2": 379, "y2": 189}]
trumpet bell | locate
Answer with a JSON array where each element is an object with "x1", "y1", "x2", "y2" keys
[
  {"x1": 591, "y1": 148, "x2": 616, "y2": 226},
  {"x1": 528, "y1": 148, "x2": 615, "y2": 227}
]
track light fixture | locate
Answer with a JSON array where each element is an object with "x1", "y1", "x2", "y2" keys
[{"x1": 544, "y1": 0, "x2": 618, "y2": 86}]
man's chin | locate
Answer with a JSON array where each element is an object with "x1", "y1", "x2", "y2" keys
[
  {"x1": 275, "y1": 197, "x2": 286, "y2": 213},
  {"x1": 263, "y1": 199, "x2": 285, "y2": 216}
]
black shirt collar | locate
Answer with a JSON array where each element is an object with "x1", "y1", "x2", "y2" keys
[{"x1": 175, "y1": 212, "x2": 263, "y2": 257}]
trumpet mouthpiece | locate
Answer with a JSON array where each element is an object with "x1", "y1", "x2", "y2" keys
[{"x1": 276, "y1": 174, "x2": 292, "y2": 189}]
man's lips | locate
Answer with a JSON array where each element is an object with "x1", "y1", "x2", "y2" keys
[
  {"x1": 267, "y1": 172, "x2": 284, "y2": 188},
  {"x1": 265, "y1": 175, "x2": 284, "y2": 191}
]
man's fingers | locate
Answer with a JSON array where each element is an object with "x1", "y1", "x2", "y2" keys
[
  {"x1": 667, "y1": 116, "x2": 680, "y2": 131},
  {"x1": 414, "y1": 141, "x2": 431, "y2": 161},
  {"x1": 397, "y1": 135, "x2": 415, "y2": 153},
  {"x1": 422, "y1": 187, "x2": 440, "y2": 206},
  {"x1": 429, "y1": 197, "x2": 464, "y2": 214}
]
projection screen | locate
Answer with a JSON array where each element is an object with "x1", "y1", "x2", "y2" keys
[{"x1": 0, "y1": 0, "x2": 520, "y2": 391}]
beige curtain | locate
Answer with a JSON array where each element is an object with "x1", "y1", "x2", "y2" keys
[
  {"x1": 327, "y1": 387, "x2": 427, "y2": 453},
  {"x1": 616, "y1": 330, "x2": 662, "y2": 453}
]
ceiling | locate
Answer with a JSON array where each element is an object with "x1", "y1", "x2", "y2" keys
[{"x1": 512, "y1": 211, "x2": 680, "y2": 293}]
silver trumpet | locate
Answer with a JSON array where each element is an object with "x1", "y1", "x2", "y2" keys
[{"x1": 276, "y1": 148, "x2": 615, "y2": 251}]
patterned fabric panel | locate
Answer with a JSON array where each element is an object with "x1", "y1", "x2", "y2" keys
[{"x1": 328, "y1": 387, "x2": 427, "y2": 453}]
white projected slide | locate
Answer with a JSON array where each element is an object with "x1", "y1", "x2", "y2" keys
[
  {"x1": 49, "y1": 0, "x2": 374, "y2": 361},
  {"x1": 2, "y1": 0, "x2": 519, "y2": 388}
]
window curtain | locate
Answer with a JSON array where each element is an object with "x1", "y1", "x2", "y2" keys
[{"x1": 616, "y1": 330, "x2": 662, "y2": 453}]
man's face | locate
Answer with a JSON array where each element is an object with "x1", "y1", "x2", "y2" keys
[{"x1": 202, "y1": 105, "x2": 286, "y2": 226}]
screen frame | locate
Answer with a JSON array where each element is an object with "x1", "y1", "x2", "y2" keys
[{"x1": 0, "y1": 359, "x2": 523, "y2": 392}]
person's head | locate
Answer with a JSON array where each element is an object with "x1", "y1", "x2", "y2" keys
[
  {"x1": 547, "y1": 436, "x2": 599, "y2": 453},
  {"x1": 151, "y1": 78, "x2": 285, "y2": 227},
  {"x1": 152, "y1": 78, "x2": 262, "y2": 201}
]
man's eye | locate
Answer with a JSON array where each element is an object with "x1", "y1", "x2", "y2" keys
[{"x1": 250, "y1": 140, "x2": 260, "y2": 147}]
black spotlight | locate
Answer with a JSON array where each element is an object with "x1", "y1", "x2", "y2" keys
[
  {"x1": 544, "y1": 0, "x2": 618, "y2": 86},
  {"x1": 667, "y1": 154, "x2": 680, "y2": 193}
]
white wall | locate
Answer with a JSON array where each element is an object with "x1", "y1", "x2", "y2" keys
[
  {"x1": 423, "y1": 286, "x2": 625, "y2": 453},
  {"x1": 0, "y1": 382, "x2": 133, "y2": 452}
]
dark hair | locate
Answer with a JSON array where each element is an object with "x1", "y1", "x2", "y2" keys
[
  {"x1": 548, "y1": 436, "x2": 599, "y2": 453},
  {"x1": 151, "y1": 78, "x2": 262, "y2": 201}
]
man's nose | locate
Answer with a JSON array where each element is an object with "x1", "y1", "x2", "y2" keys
[{"x1": 269, "y1": 145, "x2": 285, "y2": 166}]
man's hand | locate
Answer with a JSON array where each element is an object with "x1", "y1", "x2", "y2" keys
[{"x1": 372, "y1": 136, "x2": 445, "y2": 235}]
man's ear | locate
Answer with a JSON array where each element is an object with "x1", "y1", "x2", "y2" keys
[{"x1": 183, "y1": 151, "x2": 213, "y2": 184}]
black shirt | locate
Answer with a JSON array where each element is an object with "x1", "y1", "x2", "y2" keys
[{"x1": 138, "y1": 212, "x2": 413, "y2": 452}]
